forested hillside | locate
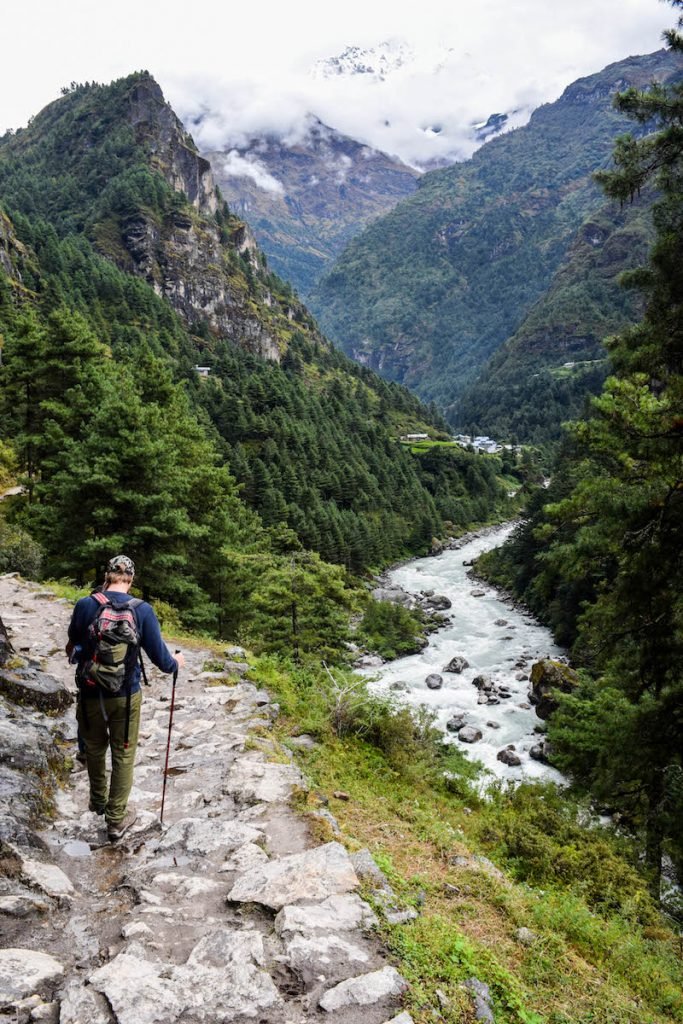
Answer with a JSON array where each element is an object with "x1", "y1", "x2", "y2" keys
[
  {"x1": 0, "y1": 73, "x2": 509, "y2": 643},
  {"x1": 476, "y1": 18, "x2": 683, "y2": 889},
  {"x1": 458, "y1": 194, "x2": 653, "y2": 442},
  {"x1": 311, "y1": 50, "x2": 680, "y2": 430}
]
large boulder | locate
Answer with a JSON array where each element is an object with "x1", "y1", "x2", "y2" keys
[
  {"x1": 421, "y1": 593, "x2": 452, "y2": 611},
  {"x1": 458, "y1": 726, "x2": 483, "y2": 744},
  {"x1": 443, "y1": 656, "x2": 469, "y2": 674},
  {"x1": 529, "y1": 660, "x2": 579, "y2": 720},
  {"x1": 0, "y1": 667, "x2": 72, "y2": 713},
  {"x1": 497, "y1": 748, "x2": 522, "y2": 767}
]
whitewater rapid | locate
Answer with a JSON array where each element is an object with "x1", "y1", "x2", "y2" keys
[{"x1": 362, "y1": 524, "x2": 567, "y2": 784}]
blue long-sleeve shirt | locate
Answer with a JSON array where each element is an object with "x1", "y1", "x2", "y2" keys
[{"x1": 68, "y1": 591, "x2": 178, "y2": 697}]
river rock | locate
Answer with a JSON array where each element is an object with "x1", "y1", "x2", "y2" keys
[
  {"x1": 228, "y1": 841, "x2": 358, "y2": 910},
  {"x1": 445, "y1": 713, "x2": 467, "y2": 732},
  {"x1": 458, "y1": 726, "x2": 483, "y2": 744},
  {"x1": 425, "y1": 674, "x2": 443, "y2": 690},
  {"x1": 443, "y1": 656, "x2": 469, "y2": 674},
  {"x1": 529, "y1": 740, "x2": 553, "y2": 764},
  {"x1": 356, "y1": 655, "x2": 384, "y2": 668},
  {"x1": 319, "y1": 966, "x2": 408, "y2": 1011},
  {"x1": 494, "y1": 619, "x2": 508, "y2": 627},
  {"x1": 529, "y1": 659, "x2": 580, "y2": 719},
  {"x1": 0, "y1": 948, "x2": 64, "y2": 1007},
  {"x1": 497, "y1": 748, "x2": 522, "y2": 767},
  {"x1": 275, "y1": 893, "x2": 378, "y2": 935},
  {"x1": 371, "y1": 587, "x2": 414, "y2": 609},
  {"x1": 472, "y1": 674, "x2": 494, "y2": 691},
  {"x1": 486, "y1": 721, "x2": 501, "y2": 729},
  {"x1": 421, "y1": 593, "x2": 451, "y2": 611},
  {"x1": 0, "y1": 667, "x2": 72, "y2": 713},
  {"x1": 470, "y1": 590, "x2": 486, "y2": 598}
]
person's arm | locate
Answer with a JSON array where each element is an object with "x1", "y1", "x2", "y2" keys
[
  {"x1": 138, "y1": 605, "x2": 182, "y2": 674},
  {"x1": 66, "y1": 597, "x2": 92, "y2": 656}
]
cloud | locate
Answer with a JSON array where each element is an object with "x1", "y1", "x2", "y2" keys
[
  {"x1": 215, "y1": 151, "x2": 285, "y2": 195},
  {"x1": 163, "y1": 0, "x2": 668, "y2": 169},
  {"x1": 1, "y1": 0, "x2": 669, "y2": 168}
]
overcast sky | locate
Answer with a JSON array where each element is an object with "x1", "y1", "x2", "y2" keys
[{"x1": 1, "y1": 0, "x2": 674, "y2": 166}]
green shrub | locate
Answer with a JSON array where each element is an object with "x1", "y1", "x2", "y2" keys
[
  {"x1": 0, "y1": 516, "x2": 42, "y2": 578},
  {"x1": 358, "y1": 598, "x2": 427, "y2": 659}
]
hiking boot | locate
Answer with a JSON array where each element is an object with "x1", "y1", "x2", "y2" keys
[
  {"x1": 89, "y1": 801, "x2": 106, "y2": 816},
  {"x1": 107, "y1": 806, "x2": 138, "y2": 843}
]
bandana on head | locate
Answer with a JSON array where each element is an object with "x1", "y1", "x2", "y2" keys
[{"x1": 107, "y1": 554, "x2": 135, "y2": 577}]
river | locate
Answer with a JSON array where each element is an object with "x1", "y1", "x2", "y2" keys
[{"x1": 362, "y1": 523, "x2": 567, "y2": 785}]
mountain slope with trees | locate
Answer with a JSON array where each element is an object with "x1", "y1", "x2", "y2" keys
[
  {"x1": 457, "y1": 193, "x2": 654, "y2": 443},
  {"x1": 0, "y1": 73, "x2": 510, "y2": 642},
  {"x1": 310, "y1": 50, "x2": 681, "y2": 427},
  {"x1": 204, "y1": 118, "x2": 421, "y2": 298},
  {"x1": 476, "y1": 6, "x2": 683, "y2": 890}
]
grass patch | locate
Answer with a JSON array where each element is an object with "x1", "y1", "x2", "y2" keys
[{"x1": 254, "y1": 655, "x2": 683, "y2": 1024}]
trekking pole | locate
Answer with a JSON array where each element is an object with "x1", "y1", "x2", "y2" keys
[{"x1": 160, "y1": 652, "x2": 181, "y2": 826}]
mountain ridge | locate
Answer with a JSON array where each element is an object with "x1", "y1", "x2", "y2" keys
[{"x1": 309, "y1": 49, "x2": 681, "y2": 429}]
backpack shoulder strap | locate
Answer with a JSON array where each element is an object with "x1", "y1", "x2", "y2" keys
[{"x1": 91, "y1": 592, "x2": 110, "y2": 607}]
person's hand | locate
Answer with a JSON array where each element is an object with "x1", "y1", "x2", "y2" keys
[{"x1": 174, "y1": 652, "x2": 186, "y2": 670}]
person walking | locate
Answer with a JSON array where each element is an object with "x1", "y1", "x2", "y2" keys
[{"x1": 66, "y1": 555, "x2": 185, "y2": 842}]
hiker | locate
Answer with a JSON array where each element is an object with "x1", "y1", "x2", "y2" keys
[{"x1": 66, "y1": 555, "x2": 185, "y2": 842}]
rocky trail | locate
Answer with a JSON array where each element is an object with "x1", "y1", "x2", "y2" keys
[{"x1": 0, "y1": 575, "x2": 411, "y2": 1024}]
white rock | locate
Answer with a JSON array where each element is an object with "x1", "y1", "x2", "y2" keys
[
  {"x1": 20, "y1": 858, "x2": 74, "y2": 899},
  {"x1": 156, "y1": 817, "x2": 262, "y2": 855},
  {"x1": 320, "y1": 966, "x2": 408, "y2": 1011},
  {"x1": 0, "y1": 892, "x2": 51, "y2": 916},
  {"x1": 89, "y1": 951, "x2": 182, "y2": 1024},
  {"x1": 286, "y1": 934, "x2": 369, "y2": 984},
  {"x1": 0, "y1": 949, "x2": 64, "y2": 1006},
  {"x1": 121, "y1": 921, "x2": 154, "y2": 940},
  {"x1": 223, "y1": 760, "x2": 306, "y2": 803},
  {"x1": 174, "y1": 928, "x2": 281, "y2": 1021},
  {"x1": 228, "y1": 842, "x2": 358, "y2": 910},
  {"x1": 275, "y1": 894, "x2": 378, "y2": 935},
  {"x1": 219, "y1": 842, "x2": 269, "y2": 873},
  {"x1": 57, "y1": 980, "x2": 112, "y2": 1024},
  {"x1": 383, "y1": 1014, "x2": 415, "y2": 1024}
]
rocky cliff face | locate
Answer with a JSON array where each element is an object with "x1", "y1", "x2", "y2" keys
[
  {"x1": 205, "y1": 117, "x2": 420, "y2": 297},
  {"x1": 0, "y1": 211, "x2": 27, "y2": 286},
  {"x1": 113, "y1": 76, "x2": 283, "y2": 361}
]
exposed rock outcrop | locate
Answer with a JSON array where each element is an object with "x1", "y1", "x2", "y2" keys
[{"x1": 529, "y1": 659, "x2": 580, "y2": 719}]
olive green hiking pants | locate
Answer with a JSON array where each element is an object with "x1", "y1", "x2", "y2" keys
[{"x1": 76, "y1": 690, "x2": 142, "y2": 826}]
